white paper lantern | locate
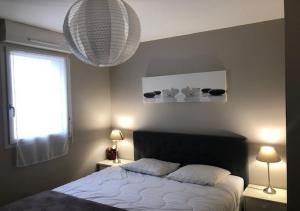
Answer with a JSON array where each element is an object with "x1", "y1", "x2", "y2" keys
[{"x1": 63, "y1": 0, "x2": 141, "y2": 67}]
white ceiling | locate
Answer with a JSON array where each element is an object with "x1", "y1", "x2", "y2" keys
[{"x1": 0, "y1": 0, "x2": 284, "y2": 42}]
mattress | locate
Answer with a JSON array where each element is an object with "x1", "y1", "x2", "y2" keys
[{"x1": 54, "y1": 166, "x2": 244, "y2": 211}]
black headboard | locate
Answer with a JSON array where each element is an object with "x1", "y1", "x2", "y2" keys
[{"x1": 133, "y1": 130, "x2": 248, "y2": 187}]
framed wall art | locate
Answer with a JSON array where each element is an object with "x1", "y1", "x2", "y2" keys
[{"x1": 142, "y1": 71, "x2": 227, "y2": 103}]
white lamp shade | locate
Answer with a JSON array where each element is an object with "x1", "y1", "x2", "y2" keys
[
  {"x1": 256, "y1": 146, "x2": 281, "y2": 163},
  {"x1": 63, "y1": 0, "x2": 141, "y2": 67},
  {"x1": 110, "y1": 129, "x2": 124, "y2": 141}
]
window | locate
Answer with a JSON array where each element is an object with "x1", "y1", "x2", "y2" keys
[{"x1": 5, "y1": 48, "x2": 71, "y2": 145}]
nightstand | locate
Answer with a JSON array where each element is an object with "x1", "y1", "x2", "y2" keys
[
  {"x1": 96, "y1": 159, "x2": 134, "y2": 171},
  {"x1": 243, "y1": 184, "x2": 287, "y2": 211}
]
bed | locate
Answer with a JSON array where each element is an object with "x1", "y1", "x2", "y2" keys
[{"x1": 1, "y1": 131, "x2": 248, "y2": 211}]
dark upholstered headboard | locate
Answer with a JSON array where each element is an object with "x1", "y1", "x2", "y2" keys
[{"x1": 133, "y1": 130, "x2": 248, "y2": 187}]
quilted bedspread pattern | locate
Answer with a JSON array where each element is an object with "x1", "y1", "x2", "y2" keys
[{"x1": 54, "y1": 167, "x2": 242, "y2": 211}]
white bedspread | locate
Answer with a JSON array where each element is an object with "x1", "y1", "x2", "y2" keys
[{"x1": 54, "y1": 166, "x2": 243, "y2": 211}]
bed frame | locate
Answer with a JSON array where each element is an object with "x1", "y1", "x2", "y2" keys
[{"x1": 133, "y1": 130, "x2": 248, "y2": 187}]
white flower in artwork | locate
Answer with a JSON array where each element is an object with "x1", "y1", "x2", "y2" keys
[
  {"x1": 181, "y1": 86, "x2": 201, "y2": 98},
  {"x1": 162, "y1": 88, "x2": 179, "y2": 98}
]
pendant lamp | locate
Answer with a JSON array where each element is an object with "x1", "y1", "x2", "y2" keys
[{"x1": 63, "y1": 0, "x2": 141, "y2": 67}]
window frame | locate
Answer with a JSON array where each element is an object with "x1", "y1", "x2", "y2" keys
[{"x1": 1, "y1": 44, "x2": 72, "y2": 148}]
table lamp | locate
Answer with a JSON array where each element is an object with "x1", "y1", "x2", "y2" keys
[
  {"x1": 256, "y1": 146, "x2": 281, "y2": 194},
  {"x1": 110, "y1": 129, "x2": 124, "y2": 163}
]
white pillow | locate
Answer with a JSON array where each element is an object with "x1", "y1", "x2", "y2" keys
[
  {"x1": 166, "y1": 164, "x2": 231, "y2": 186},
  {"x1": 120, "y1": 158, "x2": 180, "y2": 176}
]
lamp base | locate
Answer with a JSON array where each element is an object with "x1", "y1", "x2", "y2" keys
[
  {"x1": 113, "y1": 159, "x2": 121, "y2": 164},
  {"x1": 263, "y1": 187, "x2": 276, "y2": 194}
]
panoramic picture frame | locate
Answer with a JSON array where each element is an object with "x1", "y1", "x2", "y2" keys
[{"x1": 142, "y1": 71, "x2": 227, "y2": 103}]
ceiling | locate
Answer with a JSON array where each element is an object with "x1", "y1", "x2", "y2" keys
[{"x1": 0, "y1": 0, "x2": 284, "y2": 42}]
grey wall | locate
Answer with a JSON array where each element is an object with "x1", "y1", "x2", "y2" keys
[
  {"x1": 285, "y1": 0, "x2": 300, "y2": 210},
  {"x1": 0, "y1": 45, "x2": 111, "y2": 205},
  {"x1": 110, "y1": 19, "x2": 286, "y2": 188}
]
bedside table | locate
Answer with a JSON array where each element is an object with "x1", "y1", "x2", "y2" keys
[
  {"x1": 243, "y1": 184, "x2": 287, "y2": 211},
  {"x1": 96, "y1": 159, "x2": 134, "y2": 171}
]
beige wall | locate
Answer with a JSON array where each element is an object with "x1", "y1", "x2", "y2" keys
[
  {"x1": 110, "y1": 19, "x2": 286, "y2": 188},
  {"x1": 0, "y1": 45, "x2": 111, "y2": 205}
]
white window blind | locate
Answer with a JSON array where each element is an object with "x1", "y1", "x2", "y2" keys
[{"x1": 6, "y1": 49, "x2": 71, "y2": 167}]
